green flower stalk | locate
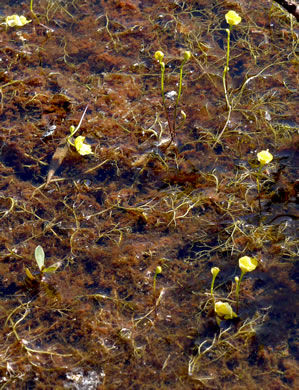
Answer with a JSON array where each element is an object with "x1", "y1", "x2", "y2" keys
[
  {"x1": 256, "y1": 149, "x2": 273, "y2": 214},
  {"x1": 213, "y1": 10, "x2": 242, "y2": 147},
  {"x1": 30, "y1": 0, "x2": 37, "y2": 19},
  {"x1": 210, "y1": 267, "x2": 220, "y2": 298},
  {"x1": 153, "y1": 265, "x2": 162, "y2": 298},
  {"x1": 235, "y1": 256, "x2": 258, "y2": 312},
  {"x1": 154, "y1": 50, "x2": 191, "y2": 148}
]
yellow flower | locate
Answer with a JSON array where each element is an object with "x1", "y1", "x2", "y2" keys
[
  {"x1": 257, "y1": 150, "x2": 273, "y2": 166},
  {"x1": 5, "y1": 15, "x2": 31, "y2": 27},
  {"x1": 211, "y1": 267, "x2": 220, "y2": 277},
  {"x1": 154, "y1": 51, "x2": 164, "y2": 63},
  {"x1": 184, "y1": 51, "x2": 191, "y2": 61},
  {"x1": 215, "y1": 301, "x2": 237, "y2": 320},
  {"x1": 74, "y1": 136, "x2": 93, "y2": 156},
  {"x1": 239, "y1": 256, "x2": 258, "y2": 273},
  {"x1": 225, "y1": 10, "x2": 242, "y2": 26}
]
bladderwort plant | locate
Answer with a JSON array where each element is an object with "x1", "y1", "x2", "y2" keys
[
  {"x1": 210, "y1": 266, "x2": 220, "y2": 300},
  {"x1": 209, "y1": 266, "x2": 237, "y2": 326},
  {"x1": 154, "y1": 50, "x2": 191, "y2": 149},
  {"x1": 213, "y1": 10, "x2": 242, "y2": 147},
  {"x1": 209, "y1": 255, "x2": 258, "y2": 325},
  {"x1": 67, "y1": 105, "x2": 94, "y2": 156},
  {"x1": 235, "y1": 255, "x2": 258, "y2": 312},
  {"x1": 46, "y1": 105, "x2": 93, "y2": 186},
  {"x1": 256, "y1": 149, "x2": 273, "y2": 214},
  {"x1": 25, "y1": 245, "x2": 61, "y2": 283},
  {"x1": 153, "y1": 265, "x2": 162, "y2": 299}
]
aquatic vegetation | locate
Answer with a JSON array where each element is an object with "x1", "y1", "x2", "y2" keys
[
  {"x1": 153, "y1": 265, "x2": 162, "y2": 298},
  {"x1": 154, "y1": 49, "x2": 191, "y2": 148},
  {"x1": 210, "y1": 266, "x2": 220, "y2": 298},
  {"x1": 214, "y1": 301, "x2": 237, "y2": 320},
  {"x1": 189, "y1": 312, "x2": 267, "y2": 382},
  {"x1": 30, "y1": 0, "x2": 36, "y2": 18},
  {"x1": 46, "y1": 105, "x2": 92, "y2": 186},
  {"x1": 66, "y1": 105, "x2": 93, "y2": 155},
  {"x1": 256, "y1": 149, "x2": 274, "y2": 213},
  {"x1": 213, "y1": 10, "x2": 242, "y2": 146},
  {"x1": 0, "y1": 1, "x2": 297, "y2": 388},
  {"x1": 257, "y1": 149, "x2": 273, "y2": 166},
  {"x1": 4, "y1": 15, "x2": 31, "y2": 27},
  {"x1": 73, "y1": 135, "x2": 93, "y2": 156},
  {"x1": 235, "y1": 256, "x2": 258, "y2": 312},
  {"x1": 25, "y1": 245, "x2": 61, "y2": 283}
]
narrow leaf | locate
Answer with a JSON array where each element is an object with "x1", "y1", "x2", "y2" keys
[{"x1": 25, "y1": 267, "x2": 35, "y2": 281}]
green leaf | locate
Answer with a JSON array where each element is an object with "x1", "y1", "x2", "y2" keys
[
  {"x1": 35, "y1": 245, "x2": 45, "y2": 271},
  {"x1": 42, "y1": 262, "x2": 61, "y2": 274}
]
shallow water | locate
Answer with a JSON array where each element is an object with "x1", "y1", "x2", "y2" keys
[{"x1": 0, "y1": 1, "x2": 298, "y2": 389}]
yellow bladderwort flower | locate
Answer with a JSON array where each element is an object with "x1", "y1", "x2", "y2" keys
[
  {"x1": 239, "y1": 256, "x2": 258, "y2": 273},
  {"x1": 236, "y1": 256, "x2": 258, "y2": 312},
  {"x1": 215, "y1": 301, "x2": 237, "y2": 320},
  {"x1": 256, "y1": 149, "x2": 273, "y2": 214},
  {"x1": 257, "y1": 150, "x2": 273, "y2": 166},
  {"x1": 5, "y1": 15, "x2": 31, "y2": 27},
  {"x1": 74, "y1": 136, "x2": 93, "y2": 156},
  {"x1": 154, "y1": 50, "x2": 164, "y2": 64},
  {"x1": 225, "y1": 10, "x2": 242, "y2": 26}
]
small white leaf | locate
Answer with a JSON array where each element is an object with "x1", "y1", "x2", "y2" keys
[{"x1": 35, "y1": 245, "x2": 45, "y2": 271}]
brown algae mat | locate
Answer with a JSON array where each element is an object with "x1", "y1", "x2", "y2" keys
[{"x1": 0, "y1": 1, "x2": 298, "y2": 389}]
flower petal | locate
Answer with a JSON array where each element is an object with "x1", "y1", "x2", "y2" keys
[
  {"x1": 225, "y1": 10, "x2": 242, "y2": 26},
  {"x1": 74, "y1": 136, "x2": 93, "y2": 156}
]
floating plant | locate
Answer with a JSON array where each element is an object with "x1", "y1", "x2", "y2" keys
[{"x1": 154, "y1": 49, "x2": 191, "y2": 149}]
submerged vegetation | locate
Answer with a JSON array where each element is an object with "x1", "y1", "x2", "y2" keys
[{"x1": 0, "y1": 0, "x2": 298, "y2": 389}]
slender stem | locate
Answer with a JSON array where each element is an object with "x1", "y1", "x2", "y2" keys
[
  {"x1": 256, "y1": 164, "x2": 264, "y2": 216},
  {"x1": 213, "y1": 27, "x2": 232, "y2": 148},
  {"x1": 30, "y1": 0, "x2": 38, "y2": 20},
  {"x1": 160, "y1": 62, "x2": 174, "y2": 142},
  {"x1": 153, "y1": 274, "x2": 157, "y2": 298},
  {"x1": 210, "y1": 274, "x2": 217, "y2": 298},
  {"x1": 235, "y1": 271, "x2": 245, "y2": 313},
  {"x1": 67, "y1": 105, "x2": 89, "y2": 142},
  {"x1": 173, "y1": 59, "x2": 186, "y2": 133},
  {"x1": 153, "y1": 266, "x2": 162, "y2": 300},
  {"x1": 160, "y1": 62, "x2": 166, "y2": 107}
]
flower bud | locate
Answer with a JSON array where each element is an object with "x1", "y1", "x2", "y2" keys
[
  {"x1": 154, "y1": 51, "x2": 164, "y2": 63},
  {"x1": 183, "y1": 51, "x2": 191, "y2": 61},
  {"x1": 211, "y1": 267, "x2": 220, "y2": 277}
]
